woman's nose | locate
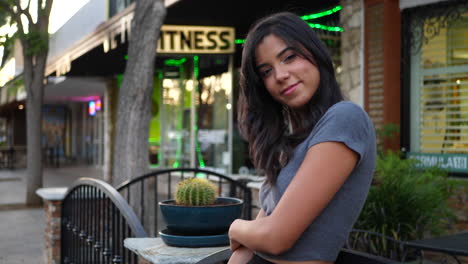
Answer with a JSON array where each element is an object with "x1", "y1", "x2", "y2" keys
[{"x1": 275, "y1": 65, "x2": 290, "y2": 81}]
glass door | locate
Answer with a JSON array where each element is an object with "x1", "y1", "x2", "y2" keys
[{"x1": 153, "y1": 55, "x2": 232, "y2": 174}]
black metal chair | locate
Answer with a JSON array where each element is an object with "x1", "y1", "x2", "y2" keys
[
  {"x1": 336, "y1": 248, "x2": 396, "y2": 264},
  {"x1": 344, "y1": 229, "x2": 433, "y2": 263},
  {"x1": 203, "y1": 248, "x2": 397, "y2": 264}
]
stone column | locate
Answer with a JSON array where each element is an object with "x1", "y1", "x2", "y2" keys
[
  {"x1": 340, "y1": 0, "x2": 363, "y2": 105},
  {"x1": 36, "y1": 187, "x2": 68, "y2": 264}
]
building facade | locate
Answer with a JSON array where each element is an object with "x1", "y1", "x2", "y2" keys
[
  {"x1": 346, "y1": 0, "x2": 468, "y2": 176},
  {"x1": 0, "y1": 0, "x2": 348, "y2": 179},
  {"x1": 3, "y1": 0, "x2": 467, "y2": 177}
]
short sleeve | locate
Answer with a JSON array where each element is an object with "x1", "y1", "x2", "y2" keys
[{"x1": 306, "y1": 102, "x2": 374, "y2": 164}]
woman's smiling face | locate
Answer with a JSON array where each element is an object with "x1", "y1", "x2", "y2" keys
[{"x1": 255, "y1": 34, "x2": 320, "y2": 109}]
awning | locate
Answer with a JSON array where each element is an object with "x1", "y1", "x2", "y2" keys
[
  {"x1": 46, "y1": 0, "x2": 181, "y2": 77},
  {"x1": 0, "y1": 75, "x2": 25, "y2": 106},
  {"x1": 44, "y1": 76, "x2": 107, "y2": 102},
  {"x1": 0, "y1": 75, "x2": 107, "y2": 106}
]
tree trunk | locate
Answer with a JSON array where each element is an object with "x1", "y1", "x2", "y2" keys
[
  {"x1": 24, "y1": 53, "x2": 47, "y2": 206},
  {"x1": 4, "y1": 0, "x2": 53, "y2": 206},
  {"x1": 112, "y1": 0, "x2": 167, "y2": 185}
]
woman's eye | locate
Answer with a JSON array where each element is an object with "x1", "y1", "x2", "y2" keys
[
  {"x1": 260, "y1": 68, "x2": 272, "y2": 77},
  {"x1": 283, "y1": 54, "x2": 297, "y2": 63}
]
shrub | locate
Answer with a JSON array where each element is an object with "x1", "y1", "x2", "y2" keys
[{"x1": 354, "y1": 150, "x2": 456, "y2": 241}]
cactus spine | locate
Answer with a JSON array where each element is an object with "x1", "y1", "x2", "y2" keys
[{"x1": 175, "y1": 178, "x2": 217, "y2": 206}]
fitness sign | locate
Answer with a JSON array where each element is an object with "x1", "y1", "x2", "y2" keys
[{"x1": 157, "y1": 25, "x2": 235, "y2": 54}]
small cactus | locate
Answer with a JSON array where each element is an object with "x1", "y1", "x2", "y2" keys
[{"x1": 175, "y1": 178, "x2": 217, "y2": 206}]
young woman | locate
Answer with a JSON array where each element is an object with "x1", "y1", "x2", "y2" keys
[{"x1": 228, "y1": 12, "x2": 376, "y2": 264}]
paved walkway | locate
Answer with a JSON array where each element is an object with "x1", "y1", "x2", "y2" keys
[{"x1": 0, "y1": 166, "x2": 102, "y2": 264}]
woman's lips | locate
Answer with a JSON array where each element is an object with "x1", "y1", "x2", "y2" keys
[{"x1": 281, "y1": 83, "x2": 299, "y2": 95}]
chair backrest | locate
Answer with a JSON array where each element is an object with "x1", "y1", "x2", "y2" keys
[
  {"x1": 344, "y1": 229, "x2": 416, "y2": 262},
  {"x1": 61, "y1": 177, "x2": 147, "y2": 264},
  {"x1": 116, "y1": 168, "x2": 254, "y2": 237}
]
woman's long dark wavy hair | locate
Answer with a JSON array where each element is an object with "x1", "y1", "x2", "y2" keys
[{"x1": 238, "y1": 12, "x2": 344, "y2": 185}]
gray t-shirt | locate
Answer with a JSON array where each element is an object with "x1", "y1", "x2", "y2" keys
[{"x1": 257, "y1": 101, "x2": 376, "y2": 262}]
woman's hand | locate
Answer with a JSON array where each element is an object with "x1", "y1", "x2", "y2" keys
[
  {"x1": 228, "y1": 246, "x2": 254, "y2": 264},
  {"x1": 230, "y1": 238, "x2": 242, "y2": 252},
  {"x1": 229, "y1": 219, "x2": 243, "y2": 251}
]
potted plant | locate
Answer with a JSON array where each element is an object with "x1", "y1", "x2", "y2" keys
[{"x1": 158, "y1": 177, "x2": 244, "y2": 247}]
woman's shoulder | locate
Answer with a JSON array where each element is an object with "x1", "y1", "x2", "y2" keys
[
  {"x1": 321, "y1": 101, "x2": 371, "y2": 124},
  {"x1": 303, "y1": 100, "x2": 374, "y2": 145},
  {"x1": 327, "y1": 101, "x2": 366, "y2": 114}
]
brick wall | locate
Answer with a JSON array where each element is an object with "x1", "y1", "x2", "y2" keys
[
  {"x1": 340, "y1": 0, "x2": 363, "y2": 105},
  {"x1": 43, "y1": 199, "x2": 62, "y2": 264}
]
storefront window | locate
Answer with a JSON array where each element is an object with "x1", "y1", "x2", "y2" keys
[{"x1": 408, "y1": 3, "x2": 468, "y2": 172}]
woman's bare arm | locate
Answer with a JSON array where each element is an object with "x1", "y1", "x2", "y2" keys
[
  {"x1": 228, "y1": 141, "x2": 358, "y2": 255},
  {"x1": 228, "y1": 209, "x2": 266, "y2": 264},
  {"x1": 255, "y1": 208, "x2": 265, "y2": 219}
]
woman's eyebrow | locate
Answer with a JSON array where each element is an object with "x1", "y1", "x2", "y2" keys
[
  {"x1": 277, "y1": 47, "x2": 294, "y2": 58},
  {"x1": 255, "y1": 47, "x2": 294, "y2": 70},
  {"x1": 255, "y1": 63, "x2": 267, "y2": 71}
]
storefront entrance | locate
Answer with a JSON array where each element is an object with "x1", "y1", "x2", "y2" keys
[{"x1": 149, "y1": 54, "x2": 233, "y2": 174}]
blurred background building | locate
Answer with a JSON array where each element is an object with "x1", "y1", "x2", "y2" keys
[{"x1": 0, "y1": 0, "x2": 467, "y2": 179}]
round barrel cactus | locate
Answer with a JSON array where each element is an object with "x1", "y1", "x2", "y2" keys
[{"x1": 175, "y1": 178, "x2": 217, "y2": 206}]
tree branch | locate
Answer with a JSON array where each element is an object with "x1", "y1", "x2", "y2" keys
[
  {"x1": 14, "y1": 0, "x2": 21, "y2": 11},
  {"x1": 26, "y1": 0, "x2": 32, "y2": 12},
  {"x1": 20, "y1": 0, "x2": 34, "y2": 26},
  {"x1": 8, "y1": 0, "x2": 34, "y2": 28},
  {"x1": 20, "y1": 9, "x2": 34, "y2": 27},
  {"x1": 0, "y1": 1, "x2": 26, "y2": 35},
  {"x1": 37, "y1": 0, "x2": 53, "y2": 27},
  {"x1": 43, "y1": 0, "x2": 53, "y2": 20},
  {"x1": 35, "y1": 0, "x2": 51, "y2": 39}
]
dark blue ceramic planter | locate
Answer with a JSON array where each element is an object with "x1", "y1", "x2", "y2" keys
[
  {"x1": 159, "y1": 197, "x2": 243, "y2": 236},
  {"x1": 159, "y1": 229, "x2": 230, "y2": 247}
]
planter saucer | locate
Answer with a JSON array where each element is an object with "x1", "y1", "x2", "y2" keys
[{"x1": 159, "y1": 229, "x2": 229, "y2": 248}]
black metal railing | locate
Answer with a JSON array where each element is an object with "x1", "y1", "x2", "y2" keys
[
  {"x1": 335, "y1": 248, "x2": 395, "y2": 264},
  {"x1": 61, "y1": 178, "x2": 147, "y2": 264},
  {"x1": 344, "y1": 229, "x2": 417, "y2": 263},
  {"x1": 116, "y1": 168, "x2": 253, "y2": 237}
]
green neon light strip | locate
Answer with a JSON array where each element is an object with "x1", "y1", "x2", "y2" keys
[
  {"x1": 172, "y1": 62, "x2": 186, "y2": 168},
  {"x1": 196, "y1": 129, "x2": 205, "y2": 168},
  {"x1": 235, "y1": 21, "x2": 343, "y2": 45},
  {"x1": 157, "y1": 71, "x2": 164, "y2": 166},
  {"x1": 171, "y1": 55, "x2": 205, "y2": 168},
  {"x1": 235, "y1": 6, "x2": 344, "y2": 45},
  {"x1": 301, "y1": 5, "x2": 342, "y2": 20},
  {"x1": 193, "y1": 56, "x2": 205, "y2": 168},
  {"x1": 194, "y1": 55, "x2": 199, "y2": 78},
  {"x1": 165, "y1": 58, "x2": 187, "y2": 67},
  {"x1": 308, "y1": 23, "x2": 343, "y2": 32}
]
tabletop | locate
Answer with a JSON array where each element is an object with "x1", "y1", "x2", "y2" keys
[
  {"x1": 124, "y1": 237, "x2": 232, "y2": 264},
  {"x1": 405, "y1": 232, "x2": 468, "y2": 257}
]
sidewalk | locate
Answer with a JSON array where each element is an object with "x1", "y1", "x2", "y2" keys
[{"x1": 0, "y1": 166, "x2": 103, "y2": 264}]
